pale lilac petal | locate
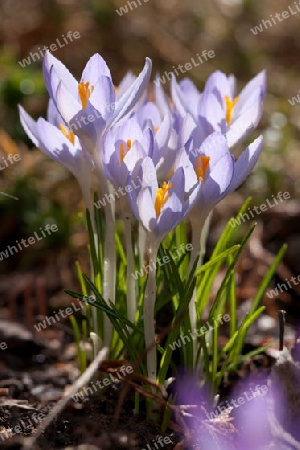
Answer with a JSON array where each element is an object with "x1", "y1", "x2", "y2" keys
[
  {"x1": 157, "y1": 193, "x2": 183, "y2": 235},
  {"x1": 154, "y1": 76, "x2": 170, "y2": 116},
  {"x1": 174, "y1": 148, "x2": 198, "y2": 193},
  {"x1": 137, "y1": 187, "x2": 157, "y2": 233},
  {"x1": 198, "y1": 91, "x2": 226, "y2": 137},
  {"x1": 235, "y1": 87, "x2": 263, "y2": 118},
  {"x1": 155, "y1": 113, "x2": 171, "y2": 151},
  {"x1": 43, "y1": 51, "x2": 78, "y2": 100},
  {"x1": 201, "y1": 153, "x2": 234, "y2": 206},
  {"x1": 227, "y1": 135, "x2": 263, "y2": 193},
  {"x1": 204, "y1": 70, "x2": 231, "y2": 105},
  {"x1": 18, "y1": 106, "x2": 39, "y2": 147},
  {"x1": 171, "y1": 74, "x2": 187, "y2": 118},
  {"x1": 47, "y1": 99, "x2": 65, "y2": 128},
  {"x1": 116, "y1": 116, "x2": 144, "y2": 142},
  {"x1": 81, "y1": 53, "x2": 111, "y2": 85},
  {"x1": 226, "y1": 101, "x2": 263, "y2": 148},
  {"x1": 112, "y1": 58, "x2": 152, "y2": 126},
  {"x1": 137, "y1": 102, "x2": 161, "y2": 128},
  {"x1": 178, "y1": 78, "x2": 200, "y2": 118},
  {"x1": 117, "y1": 71, "x2": 136, "y2": 99},
  {"x1": 123, "y1": 141, "x2": 147, "y2": 173},
  {"x1": 56, "y1": 81, "x2": 82, "y2": 123},
  {"x1": 181, "y1": 113, "x2": 197, "y2": 147},
  {"x1": 235, "y1": 70, "x2": 266, "y2": 115},
  {"x1": 198, "y1": 132, "x2": 229, "y2": 169},
  {"x1": 89, "y1": 76, "x2": 115, "y2": 120}
]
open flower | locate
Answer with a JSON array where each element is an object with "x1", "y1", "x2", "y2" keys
[
  {"x1": 102, "y1": 116, "x2": 152, "y2": 188},
  {"x1": 43, "y1": 51, "x2": 152, "y2": 153},
  {"x1": 134, "y1": 105, "x2": 177, "y2": 179},
  {"x1": 19, "y1": 105, "x2": 93, "y2": 209},
  {"x1": 177, "y1": 132, "x2": 234, "y2": 210},
  {"x1": 126, "y1": 156, "x2": 201, "y2": 241},
  {"x1": 172, "y1": 70, "x2": 266, "y2": 149},
  {"x1": 180, "y1": 131, "x2": 263, "y2": 219}
]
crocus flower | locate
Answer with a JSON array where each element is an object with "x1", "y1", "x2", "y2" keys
[
  {"x1": 102, "y1": 116, "x2": 153, "y2": 189},
  {"x1": 170, "y1": 77, "x2": 201, "y2": 121},
  {"x1": 126, "y1": 154, "x2": 202, "y2": 382},
  {"x1": 126, "y1": 155, "x2": 202, "y2": 242},
  {"x1": 43, "y1": 51, "x2": 152, "y2": 154},
  {"x1": 176, "y1": 132, "x2": 234, "y2": 215},
  {"x1": 181, "y1": 131, "x2": 264, "y2": 221},
  {"x1": 19, "y1": 105, "x2": 93, "y2": 210},
  {"x1": 172, "y1": 70, "x2": 266, "y2": 149},
  {"x1": 134, "y1": 104, "x2": 177, "y2": 180}
]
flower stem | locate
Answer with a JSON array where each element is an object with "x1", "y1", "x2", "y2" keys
[
  {"x1": 95, "y1": 157, "x2": 116, "y2": 348},
  {"x1": 102, "y1": 184, "x2": 116, "y2": 347},
  {"x1": 188, "y1": 211, "x2": 212, "y2": 365},
  {"x1": 80, "y1": 180, "x2": 99, "y2": 336},
  {"x1": 121, "y1": 203, "x2": 136, "y2": 324},
  {"x1": 144, "y1": 239, "x2": 159, "y2": 382}
]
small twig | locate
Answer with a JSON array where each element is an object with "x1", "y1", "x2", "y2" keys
[
  {"x1": 0, "y1": 192, "x2": 18, "y2": 200},
  {"x1": 21, "y1": 347, "x2": 108, "y2": 450}
]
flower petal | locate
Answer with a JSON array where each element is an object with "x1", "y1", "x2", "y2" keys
[
  {"x1": 112, "y1": 57, "x2": 152, "y2": 126},
  {"x1": 18, "y1": 106, "x2": 39, "y2": 147},
  {"x1": 227, "y1": 135, "x2": 263, "y2": 193},
  {"x1": 43, "y1": 51, "x2": 78, "y2": 100},
  {"x1": 81, "y1": 53, "x2": 111, "y2": 86}
]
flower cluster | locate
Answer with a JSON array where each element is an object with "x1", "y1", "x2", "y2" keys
[
  {"x1": 19, "y1": 52, "x2": 266, "y2": 380},
  {"x1": 19, "y1": 52, "x2": 265, "y2": 242}
]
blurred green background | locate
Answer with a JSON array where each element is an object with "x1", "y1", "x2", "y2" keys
[{"x1": 0, "y1": 0, "x2": 299, "y2": 276}]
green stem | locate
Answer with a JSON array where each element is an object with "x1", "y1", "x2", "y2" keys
[
  {"x1": 95, "y1": 157, "x2": 116, "y2": 348},
  {"x1": 79, "y1": 180, "x2": 99, "y2": 335},
  {"x1": 188, "y1": 210, "x2": 212, "y2": 365},
  {"x1": 138, "y1": 222, "x2": 147, "y2": 266},
  {"x1": 121, "y1": 203, "x2": 136, "y2": 323},
  {"x1": 144, "y1": 239, "x2": 159, "y2": 382}
]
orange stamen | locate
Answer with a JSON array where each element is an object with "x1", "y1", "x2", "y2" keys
[
  {"x1": 155, "y1": 181, "x2": 173, "y2": 218},
  {"x1": 59, "y1": 124, "x2": 75, "y2": 145},
  {"x1": 119, "y1": 139, "x2": 132, "y2": 163},
  {"x1": 195, "y1": 155, "x2": 210, "y2": 181},
  {"x1": 225, "y1": 95, "x2": 239, "y2": 126},
  {"x1": 78, "y1": 81, "x2": 94, "y2": 110}
]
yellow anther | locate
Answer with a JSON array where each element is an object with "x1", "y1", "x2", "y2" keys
[
  {"x1": 59, "y1": 124, "x2": 75, "y2": 145},
  {"x1": 155, "y1": 181, "x2": 173, "y2": 218},
  {"x1": 154, "y1": 126, "x2": 159, "y2": 133},
  {"x1": 195, "y1": 155, "x2": 210, "y2": 181},
  {"x1": 78, "y1": 81, "x2": 94, "y2": 110},
  {"x1": 225, "y1": 95, "x2": 239, "y2": 126},
  {"x1": 119, "y1": 140, "x2": 133, "y2": 163}
]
